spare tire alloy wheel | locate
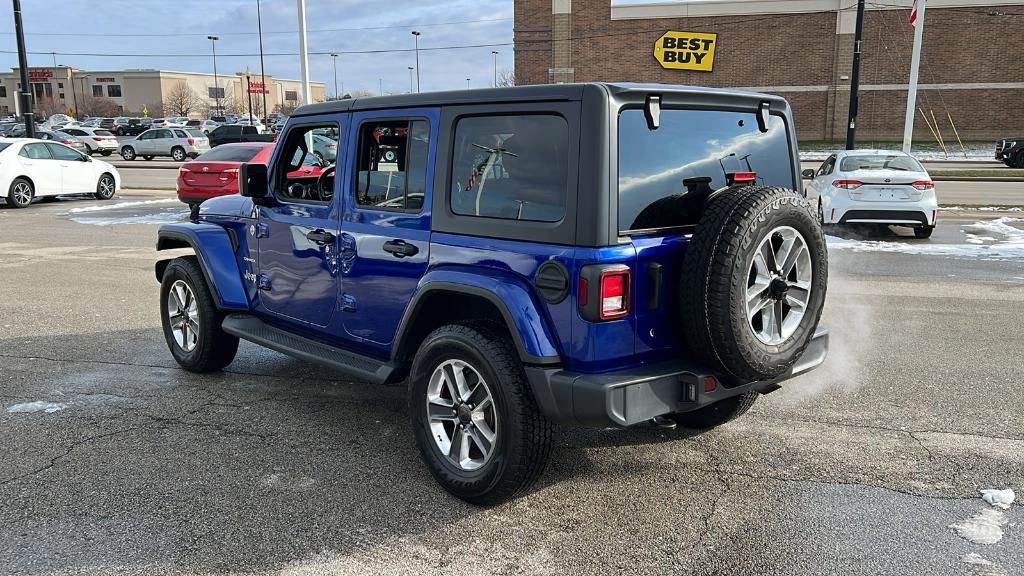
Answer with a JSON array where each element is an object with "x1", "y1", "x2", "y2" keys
[
  {"x1": 746, "y1": 226, "x2": 812, "y2": 345},
  {"x1": 426, "y1": 359, "x2": 498, "y2": 471}
]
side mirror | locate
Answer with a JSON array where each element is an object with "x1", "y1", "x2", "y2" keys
[
  {"x1": 81, "y1": 155, "x2": 91, "y2": 162},
  {"x1": 801, "y1": 169, "x2": 815, "y2": 179},
  {"x1": 239, "y1": 162, "x2": 272, "y2": 205}
]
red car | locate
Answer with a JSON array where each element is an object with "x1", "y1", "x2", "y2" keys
[{"x1": 176, "y1": 142, "x2": 324, "y2": 206}]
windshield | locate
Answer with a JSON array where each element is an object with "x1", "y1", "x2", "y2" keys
[
  {"x1": 840, "y1": 154, "x2": 924, "y2": 172},
  {"x1": 618, "y1": 108, "x2": 794, "y2": 233}
]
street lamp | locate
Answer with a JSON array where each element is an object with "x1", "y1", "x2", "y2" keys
[
  {"x1": 411, "y1": 31, "x2": 421, "y2": 93},
  {"x1": 207, "y1": 35, "x2": 221, "y2": 113},
  {"x1": 466, "y1": 78, "x2": 471, "y2": 89},
  {"x1": 330, "y1": 53, "x2": 339, "y2": 99},
  {"x1": 491, "y1": 50, "x2": 499, "y2": 87},
  {"x1": 407, "y1": 66, "x2": 414, "y2": 93}
]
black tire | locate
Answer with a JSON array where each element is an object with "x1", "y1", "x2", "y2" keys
[
  {"x1": 667, "y1": 391, "x2": 759, "y2": 430},
  {"x1": 171, "y1": 147, "x2": 185, "y2": 162},
  {"x1": 914, "y1": 226, "x2": 934, "y2": 239},
  {"x1": 159, "y1": 256, "x2": 239, "y2": 373},
  {"x1": 94, "y1": 173, "x2": 116, "y2": 200},
  {"x1": 679, "y1": 186, "x2": 828, "y2": 382},
  {"x1": 143, "y1": 155, "x2": 154, "y2": 161},
  {"x1": 6, "y1": 177, "x2": 34, "y2": 208},
  {"x1": 121, "y1": 146, "x2": 136, "y2": 161},
  {"x1": 1012, "y1": 151, "x2": 1024, "y2": 169},
  {"x1": 115, "y1": 127, "x2": 125, "y2": 136},
  {"x1": 409, "y1": 322, "x2": 553, "y2": 505},
  {"x1": 100, "y1": 151, "x2": 112, "y2": 157}
]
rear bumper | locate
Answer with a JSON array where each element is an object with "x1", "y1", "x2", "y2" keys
[{"x1": 526, "y1": 327, "x2": 829, "y2": 427}]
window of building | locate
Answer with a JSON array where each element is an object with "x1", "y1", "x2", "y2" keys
[
  {"x1": 106, "y1": 84, "x2": 122, "y2": 98},
  {"x1": 617, "y1": 108, "x2": 793, "y2": 233},
  {"x1": 92, "y1": 85, "x2": 103, "y2": 97},
  {"x1": 285, "y1": 90, "x2": 298, "y2": 101},
  {"x1": 32, "y1": 83, "x2": 53, "y2": 99},
  {"x1": 208, "y1": 86, "x2": 224, "y2": 99},
  {"x1": 450, "y1": 114, "x2": 568, "y2": 222},
  {"x1": 354, "y1": 120, "x2": 429, "y2": 212},
  {"x1": 58, "y1": 82, "x2": 63, "y2": 88},
  {"x1": 59, "y1": 92, "x2": 65, "y2": 100},
  {"x1": 0, "y1": 86, "x2": 7, "y2": 98}
]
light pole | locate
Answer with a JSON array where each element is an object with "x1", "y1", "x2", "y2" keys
[
  {"x1": 13, "y1": 0, "x2": 35, "y2": 137},
  {"x1": 466, "y1": 78, "x2": 471, "y2": 89},
  {"x1": 256, "y1": 0, "x2": 268, "y2": 120},
  {"x1": 245, "y1": 68, "x2": 255, "y2": 126},
  {"x1": 207, "y1": 36, "x2": 221, "y2": 113},
  {"x1": 297, "y1": 0, "x2": 311, "y2": 105},
  {"x1": 378, "y1": 78, "x2": 383, "y2": 96},
  {"x1": 407, "y1": 66, "x2": 414, "y2": 93},
  {"x1": 491, "y1": 50, "x2": 498, "y2": 87},
  {"x1": 411, "y1": 31, "x2": 421, "y2": 93},
  {"x1": 330, "y1": 53, "x2": 339, "y2": 99}
]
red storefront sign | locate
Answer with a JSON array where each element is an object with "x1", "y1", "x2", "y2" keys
[
  {"x1": 28, "y1": 69, "x2": 53, "y2": 80},
  {"x1": 247, "y1": 81, "x2": 270, "y2": 94}
]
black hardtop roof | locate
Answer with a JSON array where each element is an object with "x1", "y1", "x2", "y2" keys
[{"x1": 290, "y1": 82, "x2": 782, "y2": 117}]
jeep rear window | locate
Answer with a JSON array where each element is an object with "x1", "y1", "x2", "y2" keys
[
  {"x1": 618, "y1": 108, "x2": 793, "y2": 233},
  {"x1": 451, "y1": 114, "x2": 568, "y2": 222}
]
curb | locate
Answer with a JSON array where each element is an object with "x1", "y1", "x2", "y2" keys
[{"x1": 111, "y1": 163, "x2": 182, "y2": 170}]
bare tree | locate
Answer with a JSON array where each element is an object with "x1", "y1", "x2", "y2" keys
[
  {"x1": 164, "y1": 82, "x2": 202, "y2": 117},
  {"x1": 273, "y1": 102, "x2": 299, "y2": 116},
  {"x1": 496, "y1": 69, "x2": 515, "y2": 88},
  {"x1": 348, "y1": 89, "x2": 375, "y2": 98},
  {"x1": 77, "y1": 96, "x2": 121, "y2": 118},
  {"x1": 34, "y1": 97, "x2": 65, "y2": 119}
]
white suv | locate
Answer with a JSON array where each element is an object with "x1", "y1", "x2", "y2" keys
[
  {"x1": 804, "y1": 149, "x2": 938, "y2": 238},
  {"x1": 120, "y1": 128, "x2": 210, "y2": 162}
]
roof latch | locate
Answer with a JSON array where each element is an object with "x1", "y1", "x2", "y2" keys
[
  {"x1": 645, "y1": 94, "x2": 661, "y2": 130},
  {"x1": 756, "y1": 101, "x2": 770, "y2": 133}
]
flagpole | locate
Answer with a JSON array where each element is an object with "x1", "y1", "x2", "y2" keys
[{"x1": 902, "y1": 0, "x2": 926, "y2": 153}]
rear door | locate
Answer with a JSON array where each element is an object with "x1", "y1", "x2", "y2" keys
[
  {"x1": 17, "y1": 143, "x2": 61, "y2": 196},
  {"x1": 256, "y1": 115, "x2": 347, "y2": 327},
  {"x1": 339, "y1": 109, "x2": 437, "y2": 346}
]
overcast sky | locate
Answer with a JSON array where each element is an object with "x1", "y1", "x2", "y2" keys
[{"x1": 0, "y1": 0, "x2": 516, "y2": 96}]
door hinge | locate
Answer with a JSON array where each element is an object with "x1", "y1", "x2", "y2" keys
[
  {"x1": 257, "y1": 273, "x2": 272, "y2": 291},
  {"x1": 252, "y1": 223, "x2": 270, "y2": 238},
  {"x1": 339, "y1": 293, "x2": 357, "y2": 312}
]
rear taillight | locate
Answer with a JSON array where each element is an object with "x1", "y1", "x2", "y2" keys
[
  {"x1": 911, "y1": 180, "x2": 934, "y2": 190},
  {"x1": 178, "y1": 167, "x2": 190, "y2": 176},
  {"x1": 599, "y1": 268, "x2": 630, "y2": 320},
  {"x1": 61, "y1": 140, "x2": 73, "y2": 145},
  {"x1": 219, "y1": 168, "x2": 239, "y2": 181},
  {"x1": 92, "y1": 137, "x2": 103, "y2": 141},
  {"x1": 832, "y1": 179, "x2": 863, "y2": 190},
  {"x1": 727, "y1": 171, "x2": 757, "y2": 185},
  {"x1": 187, "y1": 138, "x2": 195, "y2": 145}
]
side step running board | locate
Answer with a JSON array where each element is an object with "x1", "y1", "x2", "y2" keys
[{"x1": 221, "y1": 314, "x2": 406, "y2": 385}]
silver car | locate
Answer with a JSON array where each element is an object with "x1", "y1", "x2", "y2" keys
[{"x1": 120, "y1": 128, "x2": 210, "y2": 161}]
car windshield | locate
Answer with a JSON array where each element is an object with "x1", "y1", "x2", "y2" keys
[
  {"x1": 618, "y1": 107, "x2": 794, "y2": 232},
  {"x1": 840, "y1": 154, "x2": 924, "y2": 172},
  {"x1": 195, "y1": 145, "x2": 265, "y2": 162},
  {"x1": 53, "y1": 131, "x2": 74, "y2": 139}
]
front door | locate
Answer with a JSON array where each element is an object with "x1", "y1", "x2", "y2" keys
[
  {"x1": 45, "y1": 143, "x2": 94, "y2": 194},
  {"x1": 256, "y1": 117, "x2": 347, "y2": 328},
  {"x1": 340, "y1": 109, "x2": 436, "y2": 346}
]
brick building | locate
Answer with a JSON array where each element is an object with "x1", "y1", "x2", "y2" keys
[{"x1": 514, "y1": 0, "x2": 1024, "y2": 142}]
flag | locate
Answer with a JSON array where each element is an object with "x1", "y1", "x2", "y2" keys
[{"x1": 909, "y1": 0, "x2": 922, "y2": 26}]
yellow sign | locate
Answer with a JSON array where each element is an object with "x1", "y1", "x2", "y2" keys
[
  {"x1": 142, "y1": 106, "x2": 149, "y2": 117},
  {"x1": 654, "y1": 31, "x2": 717, "y2": 72}
]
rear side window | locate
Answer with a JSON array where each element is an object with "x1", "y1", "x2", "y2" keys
[
  {"x1": 450, "y1": 114, "x2": 567, "y2": 222},
  {"x1": 354, "y1": 119, "x2": 429, "y2": 212},
  {"x1": 20, "y1": 143, "x2": 51, "y2": 159},
  {"x1": 174, "y1": 130, "x2": 188, "y2": 138},
  {"x1": 196, "y1": 146, "x2": 264, "y2": 162},
  {"x1": 618, "y1": 108, "x2": 794, "y2": 233}
]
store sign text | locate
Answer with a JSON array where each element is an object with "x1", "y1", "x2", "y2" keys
[{"x1": 654, "y1": 31, "x2": 717, "y2": 72}]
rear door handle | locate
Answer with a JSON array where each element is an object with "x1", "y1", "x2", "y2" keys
[
  {"x1": 382, "y1": 239, "x2": 418, "y2": 258},
  {"x1": 306, "y1": 229, "x2": 335, "y2": 245}
]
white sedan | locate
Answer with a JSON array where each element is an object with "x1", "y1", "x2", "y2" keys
[
  {"x1": 804, "y1": 149, "x2": 938, "y2": 238},
  {"x1": 0, "y1": 139, "x2": 120, "y2": 208}
]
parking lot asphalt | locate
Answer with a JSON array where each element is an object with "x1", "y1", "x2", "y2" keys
[{"x1": 0, "y1": 193, "x2": 1021, "y2": 575}]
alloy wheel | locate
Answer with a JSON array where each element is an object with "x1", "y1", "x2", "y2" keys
[
  {"x1": 98, "y1": 176, "x2": 115, "y2": 198},
  {"x1": 166, "y1": 280, "x2": 199, "y2": 352},
  {"x1": 11, "y1": 181, "x2": 32, "y2": 206},
  {"x1": 745, "y1": 226, "x2": 813, "y2": 345},
  {"x1": 425, "y1": 359, "x2": 498, "y2": 471}
]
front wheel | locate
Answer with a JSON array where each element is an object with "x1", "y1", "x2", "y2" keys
[
  {"x1": 410, "y1": 322, "x2": 553, "y2": 505},
  {"x1": 121, "y1": 146, "x2": 136, "y2": 161},
  {"x1": 171, "y1": 147, "x2": 186, "y2": 162},
  {"x1": 159, "y1": 256, "x2": 239, "y2": 373},
  {"x1": 94, "y1": 173, "x2": 115, "y2": 200}
]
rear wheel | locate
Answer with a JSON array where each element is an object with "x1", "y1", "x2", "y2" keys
[
  {"x1": 1012, "y1": 151, "x2": 1024, "y2": 169},
  {"x1": 159, "y1": 256, "x2": 239, "y2": 373},
  {"x1": 679, "y1": 186, "x2": 828, "y2": 382},
  {"x1": 410, "y1": 322, "x2": 553, "y2": 505},
  {"x1": 94, "y1": 174, "x2": 115, "y2": 200},
  {"x1": 100, "y1": 151, "x2": 112, "y2": 157},
  {"x1": 914, "y1": 226, "x2": 934, "y2": 239},
  {"x1": 6, "y1": 177, "x2": 33, "y2": 208}
]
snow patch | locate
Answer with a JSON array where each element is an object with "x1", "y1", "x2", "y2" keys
[
  {"x1": 71, "y1": 211, "x2": 188, "y2": 226},
  {"x1": 939, "y1": 206, "x2": 1022, "y2": 213},
  {"x1": 827, "y1": 218, "x2": 1024, "y2": 259},
  {"x1": 66, "y1": 199, "x2": 178, "y2": 213},
  {"x1": 949, "y1": 508, "x2": 1007, "y2": 544},
  {"x1": 7, "y1": 401, "x2": 68, "y2": 414},
  {"x1": 980, "y1": 488, "x2": 1015, "y2": 510},
  {"x1": 961, "y1": 553, "x2": 1007, "y2": 576}
]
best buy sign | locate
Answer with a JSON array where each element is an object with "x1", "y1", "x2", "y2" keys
[{"x1": 654, "y1": 31, "x2": 717, "y2": 72}]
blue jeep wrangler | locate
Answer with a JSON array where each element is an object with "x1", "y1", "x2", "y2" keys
[{"x1": 156, "y1": 83, "x2": 829, "y2": 504}]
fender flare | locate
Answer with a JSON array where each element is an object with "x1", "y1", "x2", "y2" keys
[
  {"x1": 393, "y1": 268, "x2": 561, "y2": 366},
  {"x1": 155, "y1": 223, "x2": 249, "y2": 311}
]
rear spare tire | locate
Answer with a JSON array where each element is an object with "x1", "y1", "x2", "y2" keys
[{"x1": 679, "y1": 186, "x2": 827, "y2": 382}]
